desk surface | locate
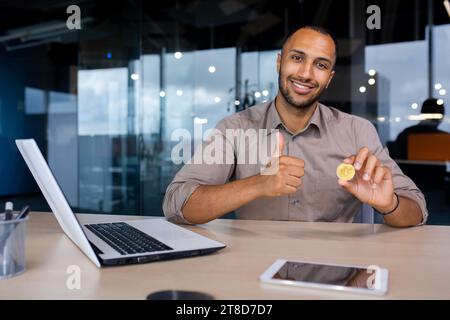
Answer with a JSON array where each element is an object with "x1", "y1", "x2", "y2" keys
[{"x1": 1, "y1": 212, "x2": 450, "y2": 300}]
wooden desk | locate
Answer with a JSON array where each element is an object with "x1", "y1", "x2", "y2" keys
[{"x1": 1, "y1": 212, "x2": 450, "y2": 299}]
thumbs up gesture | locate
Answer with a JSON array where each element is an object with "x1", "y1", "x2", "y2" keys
[{"x1": 259, "y1": 132, "x2": 305, "y2": 197}]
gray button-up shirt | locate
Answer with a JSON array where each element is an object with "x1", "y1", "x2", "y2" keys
[{"x1": 163, "y1": 101, "x2": 428, "y2": 224}]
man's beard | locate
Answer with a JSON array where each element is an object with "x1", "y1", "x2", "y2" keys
[{"x1": 278, "y1": 72, "x2": 327, "y2": 109}]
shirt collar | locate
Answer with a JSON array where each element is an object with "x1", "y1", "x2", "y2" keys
[
  {"x1": 266, "y1": 100, "x2": 283, "y2": 132},
  {"x1": 266, "y1": 100, "x2": 323, "y2": 137}
]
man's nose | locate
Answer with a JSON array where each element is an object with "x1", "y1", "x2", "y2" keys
[{"x1": 295, "y1": 62, "x2": 313, "y2": 80}]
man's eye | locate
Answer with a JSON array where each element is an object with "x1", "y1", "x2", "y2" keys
[
  {"x1": 292, "y1": 55, "x2": 303, "y2": 61},
  {"x1": 317, "y1": 63, "x2": 328, "y2": 69}
]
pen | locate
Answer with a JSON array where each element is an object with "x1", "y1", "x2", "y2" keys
[
  {"x1": 5, "y1": 201, "x2": 13, "y2": 221},
  {"x1": 0, "y1": 205, "x2": 31, "y2": 245},
  {"x1": 15, "y1": 205, "x2": 30, "y2": 220}
]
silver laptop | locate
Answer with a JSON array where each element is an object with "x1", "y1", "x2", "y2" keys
[{"x1": 16, "y1": 139, "x2": 225, "y2": 267}]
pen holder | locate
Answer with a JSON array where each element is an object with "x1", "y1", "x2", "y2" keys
[{"x1": 0, "y1": 213, "x2": 28, "y2": 279}]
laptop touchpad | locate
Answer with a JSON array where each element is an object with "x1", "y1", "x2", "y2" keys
[{"x1": 129, "y1": 220, "x2": 197, "y2": 241}]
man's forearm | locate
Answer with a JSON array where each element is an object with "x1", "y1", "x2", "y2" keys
[
  {"x1": 181, "y1": 175, "x2": 265, "y2": 224},
  {"x1": 378, "y1": 195, "x2": 423, "y2": 227}
]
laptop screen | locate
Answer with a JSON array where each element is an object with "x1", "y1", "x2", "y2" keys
[{"x1": 16, "y1": 139, "x2": 101, "y2": 267}]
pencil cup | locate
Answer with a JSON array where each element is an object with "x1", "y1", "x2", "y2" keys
[{"x1": 0, "y1": 213, "x2": 28, "y2": 279}]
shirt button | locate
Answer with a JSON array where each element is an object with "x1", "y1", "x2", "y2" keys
[{"x1": 290, "y1": 199, "x2": 300, "y2": 205}]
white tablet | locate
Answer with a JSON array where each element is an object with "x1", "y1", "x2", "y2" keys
[{"x1": 259, "y1": 259, "x2": 389, "y2": 296}]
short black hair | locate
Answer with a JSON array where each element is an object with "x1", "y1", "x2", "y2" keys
[
  {"x1": 421, "y1": 98, "x2": 445, "y2": 115},
  {"x1": 281, "y1": 25, "x2": 338, "y2": 64}
]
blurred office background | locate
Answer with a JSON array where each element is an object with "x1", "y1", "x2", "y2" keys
[{"x1": 0, "y1": 0, "x2": 449, "y2": 224}]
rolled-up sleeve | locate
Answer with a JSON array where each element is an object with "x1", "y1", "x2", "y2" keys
[
  {"x1": 162, "y1": 119, "x2": 236, "y2": 224},
  {"x1": 356, "y1": 120, "x2": 428, "y2": 225}
]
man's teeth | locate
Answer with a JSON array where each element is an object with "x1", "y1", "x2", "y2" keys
[{"x1": 293, "y1": 82, "x2": 312, "y2": 89}]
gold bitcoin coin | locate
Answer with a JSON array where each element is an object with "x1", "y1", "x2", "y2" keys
[{"x1": 336, "y1": 163, "x2": 355, "y2": 181}]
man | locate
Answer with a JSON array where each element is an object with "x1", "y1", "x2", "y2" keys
[
  {"x1": 391, "y1": 98, "x2": 447, "y2": 159},
  {"x1": 163, "y1": 26, "x2": 427, "y2": 227}
]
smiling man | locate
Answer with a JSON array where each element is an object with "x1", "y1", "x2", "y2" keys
[{"x1": 163, "y1": 26, "x2": 428, "y2": 227}]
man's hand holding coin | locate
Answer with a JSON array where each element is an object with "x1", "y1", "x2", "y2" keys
[{"x1": 337, "y1": 147, "x2": 397, "y2": 214}]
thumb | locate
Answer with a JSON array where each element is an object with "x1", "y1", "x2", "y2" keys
[
  {"x1": 276, "y1": 131, "x2": 285, "y2": 157},
  {"x1": 338, "y1": 178, "x2": 358, "y2": 196},
  {"x1": 264, "y1": 131, "x2": 284, "y2": 175}
]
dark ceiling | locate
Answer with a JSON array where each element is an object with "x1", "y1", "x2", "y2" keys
[{"x1": 0, "y1": 0, "x2": 449, "y2": 56}]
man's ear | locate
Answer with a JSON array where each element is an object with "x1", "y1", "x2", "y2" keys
[
  {"x1": 276, "y1": 53, "x2": 281, "y2": 74},
  {"x1": 326, "y1": 70, "x2": 335, "y2": 89}
]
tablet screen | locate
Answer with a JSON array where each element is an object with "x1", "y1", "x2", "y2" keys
[{"x1": 272, "y1": 261, "x2": 376, "y2": 289}]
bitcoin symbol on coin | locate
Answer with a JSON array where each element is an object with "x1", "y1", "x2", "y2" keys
[{"x1": 336, "y1": 163, "x2": 355, "y2": 181}]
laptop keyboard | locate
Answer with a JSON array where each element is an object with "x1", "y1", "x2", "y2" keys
[{"x1": 85, "y1": 222, "x2": 173, "y2": 255}]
